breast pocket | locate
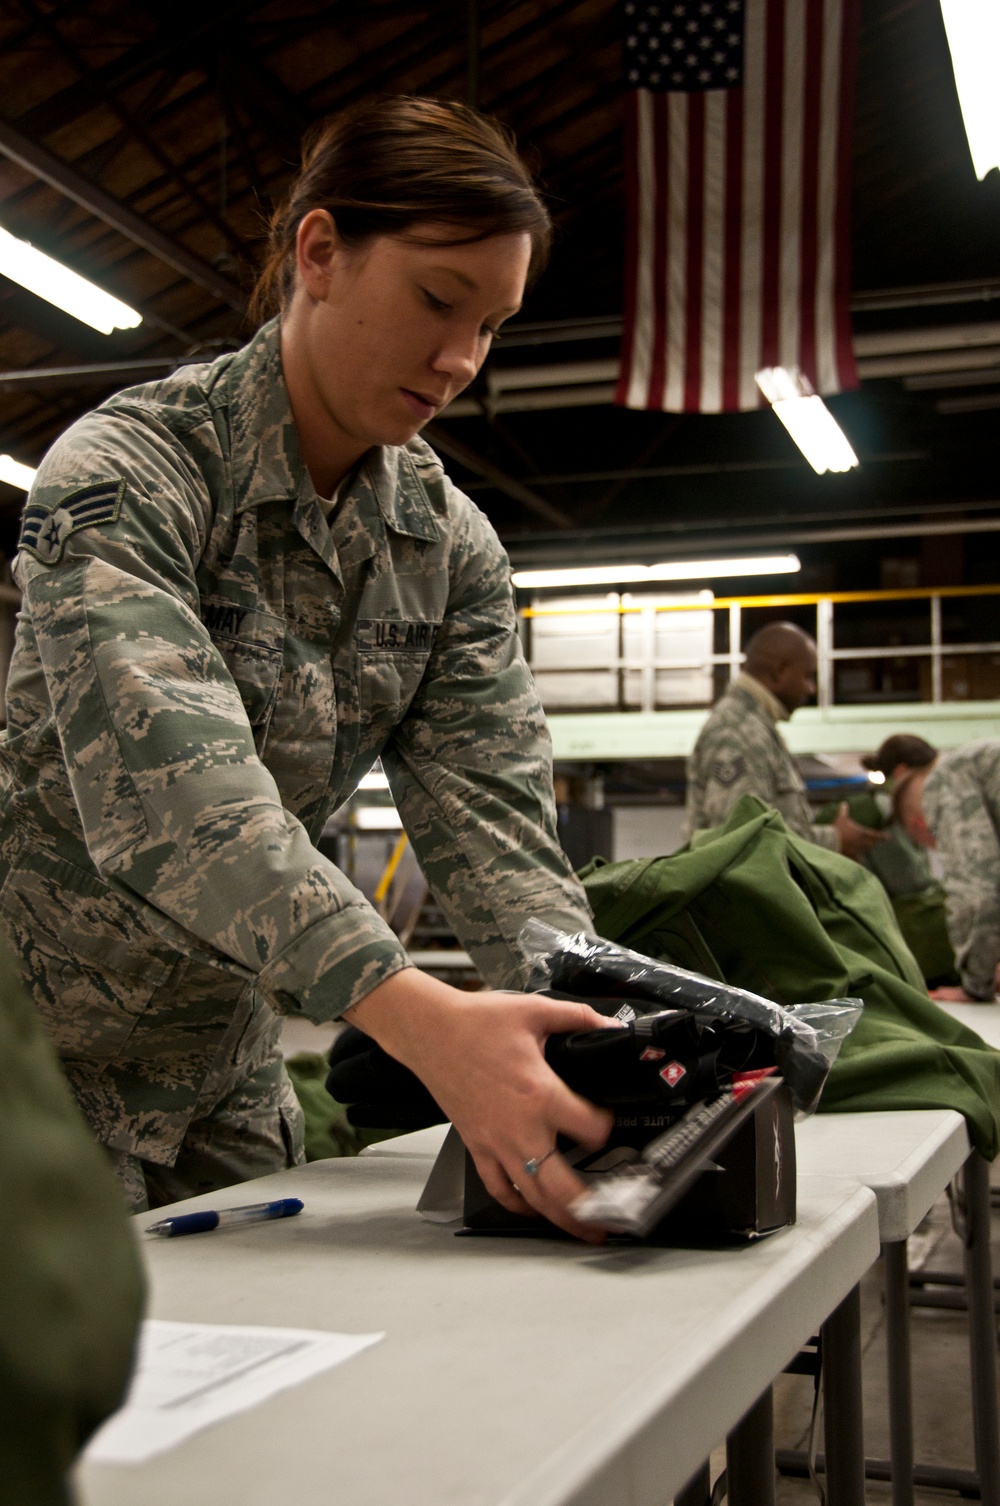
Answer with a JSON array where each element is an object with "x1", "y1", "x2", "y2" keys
[
  {"x1": 0, "y1": 845, "x2": 178, "y2": 1062},
  {"x1": 202, "y1": 598, "x2": 285, "y2": 748},
  {"x1": 355, "y1": 619, "x2": 439, "y2": 764}
]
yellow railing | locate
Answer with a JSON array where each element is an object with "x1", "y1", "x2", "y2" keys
[
  {"x1": 374, "y1": 832, "x2": 409, "y2": 908},
  {"x1": 518, "y1": 583, "x2": 1000, "y2": 710},
  {"x1": 519, "y1": 583, "x2": 1000, "y2": 618}
]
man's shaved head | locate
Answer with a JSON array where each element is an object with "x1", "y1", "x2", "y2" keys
[
  {"x1": 744, "y1": 621, "x2": 816, "y2": 677},
  {"x1": 743, "y1": 621, "x2": 818, "y2": 714}
]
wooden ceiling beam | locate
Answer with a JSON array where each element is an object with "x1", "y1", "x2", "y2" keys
[
  {"x1": 15, "y1": 0, "x2": 243, "y2": 255},
  {"x1": 424, "y1": 422, "x2": 574, "y2": 529},
  {"x1": 0, "y1": 115, "x2": 244, "y2": 310},
  {"x1": 5, "y1": 1, "x2": 256, "y2": 144}
]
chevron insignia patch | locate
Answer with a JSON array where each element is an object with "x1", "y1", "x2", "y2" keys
[{"x1": 19, "y1": 479, "x2": 125, "y2": 564}]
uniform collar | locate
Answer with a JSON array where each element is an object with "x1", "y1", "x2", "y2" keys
[
  {"x1": 225, "y1": 319, "x2": 441, "y2": 543},
  {"x1": 733, "y1": 671, "x2": 790, "y2": 724}
]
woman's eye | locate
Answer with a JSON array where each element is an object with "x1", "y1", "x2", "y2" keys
[
  {"x1": 422, "y1": 288, "x2": 451, "y2": 313},
  {"x1": 481, "y1": 325, "x2": 501, "y2": 342}
]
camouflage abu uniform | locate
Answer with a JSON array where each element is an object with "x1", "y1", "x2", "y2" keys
[
  {"x1": 923, "y1": 740, "x2": 1000, "y2": 1000},
  {"x1": 686, "y1": 673, "x2": 838, "y2": 849},
  {"x1": 0, "y1": 318, "x2": 592, "y2": 1208}
]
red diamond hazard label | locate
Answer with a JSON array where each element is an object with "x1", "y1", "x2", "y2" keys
[
  {"x1": 640, "y1": 1047, "x2": 666, "y2": 1062},
  {"x1": 659, "y1": 1060, "x2": 687, "y2": 1087}
]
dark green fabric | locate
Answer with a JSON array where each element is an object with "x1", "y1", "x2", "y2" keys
[
  {"x1": 814, "y1": 791, "x2": 955, "y2": 984},
  {"x1": 0, "y1": 943, "x2": 144, "y2": 1505},
  {"x1": 892, "y1": 888, "x2": 960, "y2": 987},
  {"x1": 580, "y1": 795, "x2": 1000, "y2": 1159},
  {"x1": 815, "y1": 790, "x2": 889, "y2": 830},
  {"x1": 816, "y1": 789, "x2": 942, "y2": 904},
  {"x1": 285, "y1": 1052, "x2": 401, "y2": 1159}
]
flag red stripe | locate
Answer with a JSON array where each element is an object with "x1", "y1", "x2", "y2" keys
[
  {"x1": 615, "y1": 90, "x2": 640, "y2": 407},
  {"x1": 760, "y1": 0, "x2": 785, "y2": 370},
  {"x1": 721, "y1": 87, "x2": 744, "y2": 411},
  {"x1": 684, "y1": 92, "x2": 706, "y2": 412},
  {"x1": 798, "y1": 0, "x2": 824, "y2": 388},
  {"x1": 834, "y1": 0, "x2": 859, "y2": 388},
  {"x1": 647, "y1": 93, "x2": 670, "y2": 409}
]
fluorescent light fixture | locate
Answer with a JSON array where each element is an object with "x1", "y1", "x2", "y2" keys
[
  {"x1": 755, "y1": 366, "x2": 859, "y2": 475},
  {"x1": 0, "y1": 224, "x2": 142, "y2": 335},
  {"x1": 939, "y1": 0, "x2": 1000, "y2": 179},
  {"x1": 511, "y1": 557, "x2": 800, "y2": 590},
  {"x1": 0, "y1": 453, "x2": 37, "y2": 491},
  {"x1": 354, "y1": 807, "x2": 403, "y2": 830},
  {"x1": 358, "y1": 769, "x2": 389, "y2": 791}
]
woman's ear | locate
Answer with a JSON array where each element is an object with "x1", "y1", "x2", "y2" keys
[{"x1": 295, "y1": 209, "x2": 341, "y2": 300}]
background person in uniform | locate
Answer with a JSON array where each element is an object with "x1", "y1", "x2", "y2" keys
[
  {"x1": 686, "y1": 621, "x2": 884, "y2": 862},
  {"x1": 0, "y1": 97, "x2": 615, "y2": 1242},
  {"x1": 815, "y1": 733, "x2": 958, "y2": 986},
  {"x1": 896, "y1": 740, "x2": 1000, "y2": 1002}
]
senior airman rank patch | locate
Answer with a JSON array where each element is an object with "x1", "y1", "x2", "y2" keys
[{"x1": 19, "y1": 478, "x2": 125, "y2": 564}]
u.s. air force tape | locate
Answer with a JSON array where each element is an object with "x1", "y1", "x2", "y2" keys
[
  {"x1": 19, "y1": 478, "x2": 125, "y2": 564},
  {"x1": 356, "y1": 619, "x2": 439, "y2": 653}
]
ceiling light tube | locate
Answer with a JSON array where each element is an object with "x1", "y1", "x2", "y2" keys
[
  {"x1": 939, "y1": 0, "x2": 1000, "y2": 180},
  {"x1": 755, "y1": 367, "x2": 859, "y2": 475},
  {"x1": 511, "y1": 556, "x2": 800, "y2": 590},
  {"x1": 0, "y1": 453, "x2": 37, "y2": 490},
  {"x1": 0, "y1": 224, "x2": 142, "y2": 335}
]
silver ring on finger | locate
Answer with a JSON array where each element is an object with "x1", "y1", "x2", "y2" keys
[{"x1": 523, "y1": 1146, "x2": 558, "y2": 1177}]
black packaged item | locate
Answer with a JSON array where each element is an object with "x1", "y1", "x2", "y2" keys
[
  {"x1": 326, "y1": 995, "x2": 780, "y2": 1134},
  {"x1": 522, "y1": 920, "x2": 862, "y2": 1113},
  {"x1": 326, "y1": 1025, "x2": 444, "y2": 1130}
]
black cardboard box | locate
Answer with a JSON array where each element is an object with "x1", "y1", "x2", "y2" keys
[{"x1": 461, "y1": 1083, "x2": 796, "y2": 1244}]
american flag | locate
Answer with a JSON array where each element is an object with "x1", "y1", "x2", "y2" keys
[{"x1": 616, "y1": 0, "x2": 859, "y2": 413}]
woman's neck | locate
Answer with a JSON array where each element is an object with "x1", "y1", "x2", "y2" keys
[{"x1": 279, "y1": 311, "x2": 368, "y2": 498}]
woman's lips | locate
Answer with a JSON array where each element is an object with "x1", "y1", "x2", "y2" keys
[{"x1": 400, "y1": 387, "x2": 441, "y2": 420}]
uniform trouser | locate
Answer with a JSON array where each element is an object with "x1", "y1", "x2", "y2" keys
[
  {"x1": 0, "y1": 833, "x2": 310, "y2": 1213},
  {"x1": 108, "y1": 1050, "x2": 306, "y2": 1213}
]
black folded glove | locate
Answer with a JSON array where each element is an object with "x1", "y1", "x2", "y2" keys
[{"x1": 326, "y1": 995, "x2": 777, "y2": 1131}]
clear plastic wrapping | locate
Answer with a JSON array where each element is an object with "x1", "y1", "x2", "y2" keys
[{"x1": 520, "y1": 920, "x2": 862, "y2": 1113}]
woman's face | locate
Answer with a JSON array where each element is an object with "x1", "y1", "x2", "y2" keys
[{"x1": 284, "y1": 213, "x2": 531, "y2": 476}]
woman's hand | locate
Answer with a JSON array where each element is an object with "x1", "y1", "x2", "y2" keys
[
  {"x1": 929, "y1": 985, "x2": 983, "y2": 1003},
  {"x1": 345, "y1": 968, "x2": 617, "y2": 1242}
]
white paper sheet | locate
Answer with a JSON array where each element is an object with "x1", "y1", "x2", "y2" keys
[{"x1": 85, "y1": 1319, "x2": 383, "y2": 1464}]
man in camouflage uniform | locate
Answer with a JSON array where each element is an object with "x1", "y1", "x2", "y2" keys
[
  {"x1": 686, "y1": 621, "x2": 883, "y2": 862},
  {"x1": 0, "y1": 318, "x2": 593, "y2": 1210},
  {"x1": 897, "y1": 740, "x2": 1000, "y2": 1001}
]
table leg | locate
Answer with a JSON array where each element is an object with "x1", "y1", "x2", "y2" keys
[
  {"x1": 726, "y1": 1386, "x2": 774, "y2": 1506},
  {"x1": 822, "y1": 1283, "x2": 866, "y2": 1506},
  {"x1": 882, "y1": 1241, "x2": 914, "y2": 1506},
  {"x1": 962, "y1": 1153, "x2": 1000, "y2": 1506},
  {"x1": 674, "y1": 1459, "x2": 711, "y2": 1506}
]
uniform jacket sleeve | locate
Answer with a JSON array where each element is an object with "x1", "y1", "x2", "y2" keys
[
  {"x1": 381, "y1": 492, "x2": 593, "y2": 988},
  {"x1": 924, "y1": 758, "x2": 1000, "y2": 1000},
  {"x1": 15, "y1": 412, "x2": 409, "y2": 1023}
]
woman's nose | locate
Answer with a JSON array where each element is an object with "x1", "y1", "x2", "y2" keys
[{"x1": 432, "y1": 330, "x2": 482, "y2": 388}]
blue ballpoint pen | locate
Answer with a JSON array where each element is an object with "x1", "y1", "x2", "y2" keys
[{"x1": 146, "y1": 1197, "x2": 304, "y2": 1237}]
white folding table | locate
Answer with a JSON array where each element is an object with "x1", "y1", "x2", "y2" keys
[
  {"x1": 792, "y1": 1108, "x2": 1000, "y2": 1506},
  {"x1": 76, "y1": 1153, "x2": 878, "y2": 1506}
]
